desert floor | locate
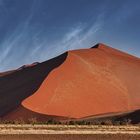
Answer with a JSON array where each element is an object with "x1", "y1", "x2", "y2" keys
[{"x1": 0, "y1": 125, "x2": 139, "y2": 140}]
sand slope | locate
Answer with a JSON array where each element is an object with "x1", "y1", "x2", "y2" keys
[
  {"x1": 16, "y1": 43, "x2": 140, "y2": 119},
  {"x1": 0, "y1": 53, "x2": 67, "y2": 117}
]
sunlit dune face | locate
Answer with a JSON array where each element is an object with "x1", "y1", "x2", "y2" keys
[{"x1": 21, "y1": 44, "x2": 140, "y2": 119}]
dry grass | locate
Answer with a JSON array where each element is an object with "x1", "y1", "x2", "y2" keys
[
  {"x1": 0, "y1": 124, "x2": 139, "y2": 134},
  {"x1": 0, "y1": 125, "x2": 139, "y2": 140}
]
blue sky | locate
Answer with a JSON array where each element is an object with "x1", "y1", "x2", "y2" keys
[{"x1": 0, "y1": 0, "x2": 140, "y2": 71}]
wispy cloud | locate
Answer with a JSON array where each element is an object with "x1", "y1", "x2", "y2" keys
[
  {"x1": 62, "y1": 14, "x2": 104, "y2": 49},
  {"x1": 23, "y1": 13, "x2": 104, "y2": 63},
  {"x1": 0, "y1": 1, "x2": 37, "y2": 71},
  {"x1": 19, "y1": 13, "x2": 105, "y2": 68},
  {"x1": 0, "y1": 5, "x2": 104, "y2": 72},
  {"x1": 38, "y1": 14, "x2": 104, "y2": 60}
]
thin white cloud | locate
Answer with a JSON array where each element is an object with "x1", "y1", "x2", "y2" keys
[
  {"x1": 37, "y1": 14, "x2": 104, "y2": 61},
  {"x1": 0, "y1": 12, "x2": 104, "y2": 71},
  {"x1": 62, "y1": 26, "x2": 83, "y2": 44},
  {"x1": 0, "y1": 2, "x2": 37, "y2": 71},
  {"x1": 62, "y1": 14, "x2": 104, "y2": 50},
  {"x1": 0, "y1": 27, "x2": 25, "y2": 63}
]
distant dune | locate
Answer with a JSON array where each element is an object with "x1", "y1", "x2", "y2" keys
[{"x1": 1, "y1": 43, "x2": 140, "y2": 122}]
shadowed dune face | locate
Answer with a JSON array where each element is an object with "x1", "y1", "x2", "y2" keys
[
  {"x1": 115, "y1": 109, "x2": 140, "y2": 124},
  {"x1": 18, "y1": 44, "x2": 140, "y2": 119},
  {"x1": 0, "y1": 52, "x2": 68, "y2": 116}
]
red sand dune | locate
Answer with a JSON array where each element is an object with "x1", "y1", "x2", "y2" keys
[{"x1": 2, "y1": 43, "x2": 140, "y2": 120}]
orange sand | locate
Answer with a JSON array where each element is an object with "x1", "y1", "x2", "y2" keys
[{"x1": 20, "y1": 44, "x2": 140, "y2": 119}]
